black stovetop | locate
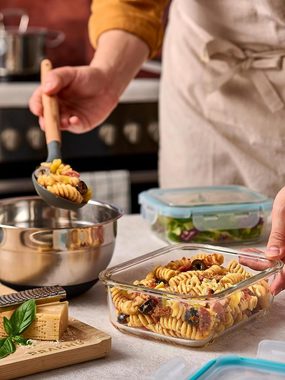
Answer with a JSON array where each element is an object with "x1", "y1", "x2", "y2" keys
[{"x1": 0, "y1": 73, "x2": 40, "y2": 83}]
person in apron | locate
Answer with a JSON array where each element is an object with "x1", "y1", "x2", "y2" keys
[
  {"x1": 160, "y1": 0, "x2": 285, "y2": 197},
  {"x1": 29, "y1": 0, "x2": 285, "y2": 292}
]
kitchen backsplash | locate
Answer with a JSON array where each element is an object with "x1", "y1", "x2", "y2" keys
[{"x1": 0, "y1": 0, "x2": 94, "y2": 67}]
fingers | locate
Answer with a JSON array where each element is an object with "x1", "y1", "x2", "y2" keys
[
  {"x1": 265, "y1": 187, "x2": 285, "y2": 260},
  {"x1": 29, "y1": 66, "x2": 77, "y2": 117},
  {"x1": 41, "y1": 66, "x2": 77, "y2": 95},
  {"x1": 239, "y1": 247, "x2": 275, "y2": 270},
  {"x1": 29, "y1": 65, "x2": 102, "y2": 134},
  {"x1": 38, "y1": 116, "x2": 45, "y2": 130},
  {"x1": 270, "y1": 266, "x2": 285, "y2": 295},
  {"x1": 39, "y1": 114, "x2": 89, "y2": 134},
  {"x1": 239, "y1": 256, "x2": 274, "y2": 271},
  {"x1": 239, "y1": 248, "x2": 271, "y2": 271},
  {"x1": 61, "y1": 116, "x2": 92, "y2": 134},
  {"x1": 239, "y1": 249, "x2": 285, "y2": 295},
  {"x1": 57, "y1": 115, "x2": 85, "y2": 133},
  {"x1": 29, "y1": 86, "x2": 43, "y2": 117},
  {"x1": 265, "y1": 189, "x2": 285, "y2": 295},
  {"x1": 240, "y1": 247, "x2": 264, "y2": 254}
]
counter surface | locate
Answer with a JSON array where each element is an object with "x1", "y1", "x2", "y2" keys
[{"x1": 24, "y1": 214, "x2": 285, "y2": 380}]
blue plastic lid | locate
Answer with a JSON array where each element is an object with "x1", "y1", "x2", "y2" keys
[
  {"x1": 190, "y1": 355, "x2": 285, "y2": 379},
  {"x1": 139, "y1": 186, "x2": 273, "y2": 219},
  {"x1": 150, "y1": 341, "x2": 285, "y2": 380}
]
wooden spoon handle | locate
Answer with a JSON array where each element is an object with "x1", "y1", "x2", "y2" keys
[{"x1": 41, "y1": 59, "x2": 61, "y2": 144}]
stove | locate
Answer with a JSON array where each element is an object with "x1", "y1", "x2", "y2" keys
[{"x1": 0, "y1": 78, "x2": 160, "y2": 212}]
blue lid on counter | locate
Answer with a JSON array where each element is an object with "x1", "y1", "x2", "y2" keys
[
  {"x1": 190, "y1": 355, "x2": 285, "y2": 379},
  {"x1": 150, "y1": 341, "x2": 285, "y2": 380}
]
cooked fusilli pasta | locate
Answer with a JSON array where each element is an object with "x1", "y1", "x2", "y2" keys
[
  {"x1": 35, "y1": 158, "x2": 91, "y2": 204},
  {"x1": 227, "y1": 260, "x2": 251, "y2": 278},
  {"x1": 111, "y1": 251, "x2": 272, "y2": 344}
]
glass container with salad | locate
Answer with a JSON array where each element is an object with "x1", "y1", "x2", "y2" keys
[{"x1": 138, "y1": 186, "x2": 273, "y2": 245}]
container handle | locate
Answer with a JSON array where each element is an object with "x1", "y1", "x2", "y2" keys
[
  {"x1": 0, "y1": 8, "x2": 29, "y2": 33},
  {"x1": 149, "y1": 357, "x2": 194, "y2": 380},
  {"x1": 257, "y1": 340, "x2": 285, "y2": 363},
  {"x1": 192, "y1": 211, "x2": 260, "y2": 231},
  {"x1": 46, "y1": 30, "x2": 65, "y2": 48}
]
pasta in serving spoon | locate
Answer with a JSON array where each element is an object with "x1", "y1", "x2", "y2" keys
[{"x1": 32, "y1": 59, "x2": 91, "y2": 211}]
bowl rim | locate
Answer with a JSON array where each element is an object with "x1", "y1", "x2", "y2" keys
[{"x1": 0, "y1": 195, "x2": 124, "y2": 230}]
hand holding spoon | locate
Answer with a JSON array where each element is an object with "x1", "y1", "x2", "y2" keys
[{"x1": 32, "y1": 59, "x2": 89, "y2": 211}]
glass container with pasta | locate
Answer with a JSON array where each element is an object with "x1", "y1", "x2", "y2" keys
[{"x1": 99, "y1": 244, "x2": 283, "y2": 347}]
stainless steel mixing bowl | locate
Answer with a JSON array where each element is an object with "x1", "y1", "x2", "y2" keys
[{"x1": 0, "y1": 196, "x2": 123, "y2": 297}]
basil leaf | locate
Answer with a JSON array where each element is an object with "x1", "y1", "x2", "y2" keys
[
  {"x1": 12, "y1": 336, "x2": 31, "y2": 346},
  {"x1": 0, "y1": 337, "x2": 16, "y2": 359},
  {"x1": 3, "y1": 317, "x2": 13, "y2": 336},
  {"x1": 9, "y1": 299, "x2": 36, "y2": 335},
  {"x1": 0, "y1": 338, "x2": 6, "y2": 348}
]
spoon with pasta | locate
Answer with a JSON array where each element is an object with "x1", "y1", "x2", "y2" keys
[{"x1": 32, "y1": 59, "x2": 91, "y2": 211}]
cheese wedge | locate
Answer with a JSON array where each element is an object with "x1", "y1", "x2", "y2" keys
[
  {"x1": 0, "y1": 301, "x2": 69, "y2": 341},
  {"x1": 26, "y1": 301, "x2": 69, "y2": 340}
]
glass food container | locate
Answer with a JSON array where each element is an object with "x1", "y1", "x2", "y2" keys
[
  {"x1": 99, "y1": 244, "x2": 283, "y2": 348},
  {"x1": 138, "y1": 186, "x2": 273, "y2": 245}
]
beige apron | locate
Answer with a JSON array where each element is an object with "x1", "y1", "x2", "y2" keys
[{"x1": 159, "y1": 0, "x2": 285, "y2": 198}]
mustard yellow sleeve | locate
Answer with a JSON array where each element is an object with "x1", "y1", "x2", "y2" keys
[{"x1": 88, "y1": 0, "x2": 170, "y2": 58}]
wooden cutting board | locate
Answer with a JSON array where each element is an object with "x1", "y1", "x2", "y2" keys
[{"x1": 0, "y1": 284, "x2": 111, "y2": 380}]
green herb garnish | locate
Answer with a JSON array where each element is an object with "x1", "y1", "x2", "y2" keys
[{"x1": 0, "y1": 299, "x2": 36, "y2": 359}]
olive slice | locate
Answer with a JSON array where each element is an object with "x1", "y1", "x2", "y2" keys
[
  {"x1": 117, "y1": 313, "x2": 129, "y2": 324},
  {"x1": 139, "y1": 299, "x2": 157, "y2": 315},
  {"x1": 190, "y1": 259, "x2": 207, "y2": 271},
  {"x1": 76, "y1": 180, "x2": 88, "y2": 195},
  {"x1": 185, "y1": 308, "x2": 199, "y2": 325}
]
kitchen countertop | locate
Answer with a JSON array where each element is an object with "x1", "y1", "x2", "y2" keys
[
  {"x1": 24, "y1": 214, "x2": 285, "y2": 380},
  {"x1": 0, "y1": 78, "x2": 159, "y2": 107}
]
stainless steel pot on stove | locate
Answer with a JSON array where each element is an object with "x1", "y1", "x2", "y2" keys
[
  {"x1": 0, "y1": 196, "x2": 123, "y2": 297},
  {"x1": 0, "y1": 9, "x2": 65, "y2": 77}
]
